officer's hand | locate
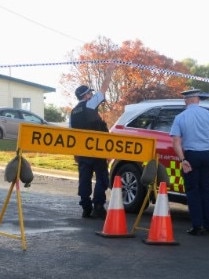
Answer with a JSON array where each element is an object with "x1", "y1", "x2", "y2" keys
[{"x1": 182, "y1": 160, "x2": 192, "y2": 173}]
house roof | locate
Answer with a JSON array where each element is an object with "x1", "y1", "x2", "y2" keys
[{"x1": 0, "y1": 74, "x2": 56, "y2": 93}]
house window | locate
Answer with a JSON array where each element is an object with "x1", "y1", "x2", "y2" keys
[{"x1": 13, "y1": 98, "x2": 31, "y2": 111}]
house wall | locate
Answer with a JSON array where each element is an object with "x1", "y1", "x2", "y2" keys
[{"x1": 0, "y1": 79, "x2": 46, "y2": 118}]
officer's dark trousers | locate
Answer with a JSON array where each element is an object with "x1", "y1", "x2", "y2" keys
[
  {"x1": 77, "y1": 156, "x2": 109, "y2": 210},
  {"x1": 183, "y1": 150, "x2": 209, "y2": 229}
]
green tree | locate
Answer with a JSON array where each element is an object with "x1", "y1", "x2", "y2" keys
[
  {"x1": 44, "y1": 105, "x2": 66, "y2": 122},
  {"x1": 182, "y1": 58, "x2": 209, "y2": 92}
]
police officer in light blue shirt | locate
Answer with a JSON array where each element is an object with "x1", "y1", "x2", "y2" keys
[{"x1": 170, "y1": 89, "x2": 209, "y2": 235}]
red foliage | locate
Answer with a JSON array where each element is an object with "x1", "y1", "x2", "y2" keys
[{"x1": 62, "y1": 36, "x2": 189, "y2": 127}]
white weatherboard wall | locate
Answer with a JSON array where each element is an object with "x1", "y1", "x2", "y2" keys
[{"x1": 0, "y1": 79, "x2": 50, "y2": 118}]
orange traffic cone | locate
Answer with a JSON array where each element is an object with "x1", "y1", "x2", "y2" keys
[
  {"x1": 144, "y1": 182, "x2": 179, "y2": 245},
  {"x1": 96, "y1": 175, "x2": 134, "y2": 238}
]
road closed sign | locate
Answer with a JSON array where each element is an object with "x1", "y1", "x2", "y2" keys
[{"x1": 17, "y1": 123, "x2": 156, "y2": 162}]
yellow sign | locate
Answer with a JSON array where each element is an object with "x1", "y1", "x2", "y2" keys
[{"x1": 17, "y1": 123, "x2": 156, "y2": 162}]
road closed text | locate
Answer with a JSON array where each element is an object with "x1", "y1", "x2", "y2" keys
[{"x1": 31, "y1": 131, "x2": 143, "y2": 155}]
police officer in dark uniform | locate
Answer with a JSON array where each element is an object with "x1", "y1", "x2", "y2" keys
[
  {"x1": 70, "y1": 65, "x2": 114, "y2": 219},
  {"x1": 170, "y1": 89, "x2": 209, "y2": 235}
]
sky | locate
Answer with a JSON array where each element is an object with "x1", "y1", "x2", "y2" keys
[{"x1": 0, "y1": 0, "x2": 209, "y2": 107}]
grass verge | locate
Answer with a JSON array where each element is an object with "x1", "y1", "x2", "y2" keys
[{"x1": 0, "y1": 139, "x2": 78, "y2": 173}]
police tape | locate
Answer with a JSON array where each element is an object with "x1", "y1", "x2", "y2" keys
[{"x1": 1, "y1": 59, "x2": 209, "y2": 83}]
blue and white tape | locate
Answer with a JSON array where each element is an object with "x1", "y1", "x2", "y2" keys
[{"x1": 0, "y1": 59, "x2": 209, "y2": 83}]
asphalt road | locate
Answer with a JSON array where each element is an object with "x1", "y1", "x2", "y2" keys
[{"x1": 0, "y1": 168, "x2": 209, "y2": 279}]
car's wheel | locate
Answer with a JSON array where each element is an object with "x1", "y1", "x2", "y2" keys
[
  {"x1": 116, "y1": 163, "x2": 148, "y2": 213},
  {"x1": 0, "y1": 128, "x2": 3, "y2": 139}
]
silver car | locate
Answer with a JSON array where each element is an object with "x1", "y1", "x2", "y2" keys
[{"x1": 0, "y1": 107, "x2": 49, "y2": 139}]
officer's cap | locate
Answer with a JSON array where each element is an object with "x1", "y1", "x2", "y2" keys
[
  {"x1": 75, "y1": 85, "x2": 94, "y2": 100},
  {"x1": 181, "y1": 88, "x2": 209, "y2": 99}
]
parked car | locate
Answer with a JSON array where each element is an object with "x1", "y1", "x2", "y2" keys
[
  {"x1": 109, "y1": 99, "x2": 209, "y2": 213},
  {"x1": 0, "y1": 107, "x2": 49, "y2": 139}
]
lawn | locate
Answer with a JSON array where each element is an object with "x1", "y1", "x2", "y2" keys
[{"x1": 0, "y1": 139, "x2": 78, "y2": 172}]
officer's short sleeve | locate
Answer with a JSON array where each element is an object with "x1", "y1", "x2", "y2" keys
[
  {"x1": 170, "y1": 117, "x2": 181, "y2": 137},
  {"x1": 86, "y1": 92, "x2": 104, "y2": 109}
]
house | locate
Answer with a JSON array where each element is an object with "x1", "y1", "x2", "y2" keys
[{"x1": 0, "y1": 74, "x2": 56, "y2": 118}]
